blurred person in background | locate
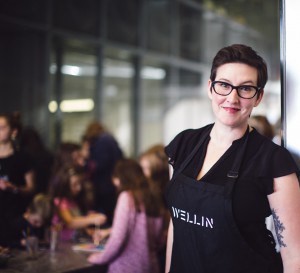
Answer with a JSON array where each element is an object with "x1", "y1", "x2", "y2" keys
[
  {"x1": 50, "y1": 141, "x2": 95, "y2": 208},
  {"x1": 9, "y1": 193, "x2": 53, "y2": 248},
  {"x1": 88, "y1": 158, "x2": 165, "y2": 273},
  {"x1": 249, "y1": 115, "x2": 275, "y2": 140},
  {"x1": 0, "y1": 112, "x2": 35, "y2": 246},
  {"x1": 49, "y1": 165, "x2": 106, "y2": 242},
  {"x1": 139, "y1": 144, "x2": 171, "y2": 272},
  {"x1": 19, "y1": 126, "x2": 54, "y2": 194},
  {"x1": 52, "y1": 142, "x2": 86, "y2": 174},
  {"x1": 83, "y1": 121, "x2": 123, "y2": 226}
]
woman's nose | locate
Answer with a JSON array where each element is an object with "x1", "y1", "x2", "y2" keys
[{"x1": 226, "y1": 88, "x2": 240, "y2": 102}]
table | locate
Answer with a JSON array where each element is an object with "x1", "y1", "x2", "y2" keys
[{"x1": 1, "y1": 242, "x2": 107, "y2": 273}]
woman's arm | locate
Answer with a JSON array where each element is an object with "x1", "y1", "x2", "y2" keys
[
  {"x1": 268, "y1": 173, "x2": 300, "y2": 272},
  {"x1": 21, "y1": 170, "x2": 35, "y2": 194},
  {"x1": 0, "y1": 170, "x2": 35, "y2": 195},
  {"x1": 165, "y1": 219, "x2": 174, "y2": 273},
  {"x1": 88, "y1": 191, "x2": 133, "y2": 264},
  {"x1": 59, "y1": 208, "x2": 106, "y2": 229}
]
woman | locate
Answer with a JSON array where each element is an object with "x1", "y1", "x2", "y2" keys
[
  {"x1": 88, "y1": 159, "x2": 165, "y2": 273},
  {"x1": 165, "y1": 44, "x2": 300, "y2": 273},
  {"x1": 83, "y1": 121, "x2": 123, "y2": 225},
  {"x1": 0, "y1": 112, "x2": 35, "y2": 246}
]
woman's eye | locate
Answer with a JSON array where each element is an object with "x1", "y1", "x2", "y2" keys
[
  {"x1": 240, "y1": 86, "x2": 252, "y2": 92},
  {"x1": 220, "y1": 83, "x2": 230, "y2": 88}
]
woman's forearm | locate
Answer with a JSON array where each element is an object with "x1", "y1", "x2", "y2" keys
[{"x1": 165, "y1": 219, "x2": 174, "y2": 273}]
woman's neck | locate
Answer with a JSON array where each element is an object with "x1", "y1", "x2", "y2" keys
[
  {"x1": 0, "y1": 142, "x2": 14, "y2": 157},
  {"x1": 210, "y1": 122, "x2": 248, "y2": 148}
]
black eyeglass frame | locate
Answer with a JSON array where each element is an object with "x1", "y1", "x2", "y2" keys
[{"x1": 211, "y1": 80, "x2": 262, "y2": 99}]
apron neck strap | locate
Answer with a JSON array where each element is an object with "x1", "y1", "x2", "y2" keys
[
  {"x1": 172, "y1": 124, "x2": 213, "y2": 181},
  {"x1": 171, "y1": 124, "x2": 250, "y2": 198},
  {"x1": 225, "y1": 126, "x2": 250, "y2": 197}
]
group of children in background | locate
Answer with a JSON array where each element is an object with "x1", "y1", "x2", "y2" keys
[
  {"x1": 1, "y1": 110, "x2": 282, "y2": 272},
  {"x1": 0, "y1": 112, "x2": 170, "y2": 273}
]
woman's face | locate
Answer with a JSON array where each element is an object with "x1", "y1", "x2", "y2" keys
[
  {"x1": 139, "y1": 157, "x2": 152, "y2": 178},
  {"x1": 207, "y1": 63, "x2": 263, "y2": 129},
  {"x1": 0, "y1": 117, "x2": 12, "y2": 144},
  {"x1": 112, "y1": 177, "x2": 121, "y2": 189},
  {"x1": 69, "y1": 175, "x2": 82, "y2": 197}
]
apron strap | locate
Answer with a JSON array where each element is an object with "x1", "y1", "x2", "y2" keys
[
  {"x1": 171, "y1": 124, "x2": 250, "y2": 199},
  {"x1": 171, "y1": 124, "x2": 213, "y2": 181},
  {"x1": 225, "y1": 126, "x2": 250, "y2": 198}
]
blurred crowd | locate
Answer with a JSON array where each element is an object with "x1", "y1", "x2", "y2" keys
[
  {"x1": 0, "y1": 111, "x2": 170, "y2": 273},
  {"x1": 0, "y1": 110, "x2": 283, "y2": 272}
]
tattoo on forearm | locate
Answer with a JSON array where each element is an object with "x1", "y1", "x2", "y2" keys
[{"x1": 271, "y1": 208, "x2": 287, "y2": 248}]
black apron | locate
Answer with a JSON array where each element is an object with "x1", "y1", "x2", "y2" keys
[{"x1": 166, "y1": 126, "x2": 282, "y2": 273}]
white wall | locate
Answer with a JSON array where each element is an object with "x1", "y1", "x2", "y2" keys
[{"x1": 282, "y1": 0, "x2": 300, "y2": 166}]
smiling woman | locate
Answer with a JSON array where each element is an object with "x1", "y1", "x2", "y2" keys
[{"x1": 164, "y1": 44, "x2": 300, "y2": 273}]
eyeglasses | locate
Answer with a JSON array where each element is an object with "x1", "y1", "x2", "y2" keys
[{"x1": 211, "y1": 81, "x2": 261, "y2": 99}]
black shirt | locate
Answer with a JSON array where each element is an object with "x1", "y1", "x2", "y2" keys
[
  {"x1": 0, "y1": 151, "x2": 34, "y2": 246},
  {"x1": 165, "y1": 124, "x2": 299, "y2": 251},
  {"x1": 0, "y1": 150, "x2": 33, "y2": 187}
]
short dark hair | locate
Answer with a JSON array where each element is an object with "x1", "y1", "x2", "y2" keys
[{"x1": 210, "y1": 44, "x2": 268, "y2": 89}]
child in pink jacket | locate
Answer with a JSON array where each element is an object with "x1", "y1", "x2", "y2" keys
[{"x1": 88, "y1": 159, "x2": 165, "y2": 273}]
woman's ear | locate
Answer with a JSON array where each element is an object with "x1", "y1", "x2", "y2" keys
[
  {"x1": 254, "y1": 89, "x2": 264, "y2": 107},
  {"x1": 207, "y1": 80, "x2": 213, "y2": 100}
]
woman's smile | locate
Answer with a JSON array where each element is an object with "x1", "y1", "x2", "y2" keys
[{"x1": 222, "y1": 105, "x2": 241, "y2": 114}]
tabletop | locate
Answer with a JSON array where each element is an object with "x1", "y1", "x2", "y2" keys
[{"x1": 0, "y1": 242, "x2": 107, "y2": 273}]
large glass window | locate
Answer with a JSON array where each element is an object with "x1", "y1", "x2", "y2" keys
[
  {"x1": 49, "y1": 40, "x2": 97, "y2": 146},
  {"x1": 178, "y1": 4, "x2": 203, "y2": 62},
  {"x1": 0, "y1": 22, "x2": 49, "y2": 138},
  {"x1": 140, "y1": 59, "x2": 170, "y2": 152},
  {"x1": 0, "y1": 0, "x2": 281, "y2": 156},
  {"x1": 53, "y1": 0, "x2": 100, "y2": 35},
  {"x1": 146, "y1": 1, "x2": 171, "y2": 54},
  {"x1": 102, "y1": 48, "x2": 133, "y2": 156},
  {"x1": 0, "y1": 0, "x2": 49, "y2": 25},
  {"x1": 163, "y1": 67, "x2": 213, "y2": 144},
  {"x1": 107, "y1": 0, "x2": 139, "y2": 46}
]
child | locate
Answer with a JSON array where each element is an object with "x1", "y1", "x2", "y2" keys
[
  {"x1": 9, "y1": 193, "x2": 53, "y2": 248},
  {"x1": 88, "y1": 158, "x2": 165, "y2": 273},
  {"x1": 49, "y1": 165, "x2": 106, "y2": 241},
  {"x1": 139, "y1": 144, "x2": 170, "y2": 206},
  {"x1": 139, "y1": 144, "x2": 171, "y2": 272}
]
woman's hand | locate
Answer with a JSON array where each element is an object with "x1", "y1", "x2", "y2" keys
[
  {"x1": 0, "y1": 178, "x2": 6, "y2": 190},
  {"x1": 93, "y1": 228, "x2": 111, "y2": 245},
  {"x1": 88, "y1": 252, "x2": 102, "y2": 264},
  {"x1": 0, "y1": 178, "x2": 16, "y2": 191},
  {"x1": 88, "y1": 213, "x2": 107, "y2": 226}
]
